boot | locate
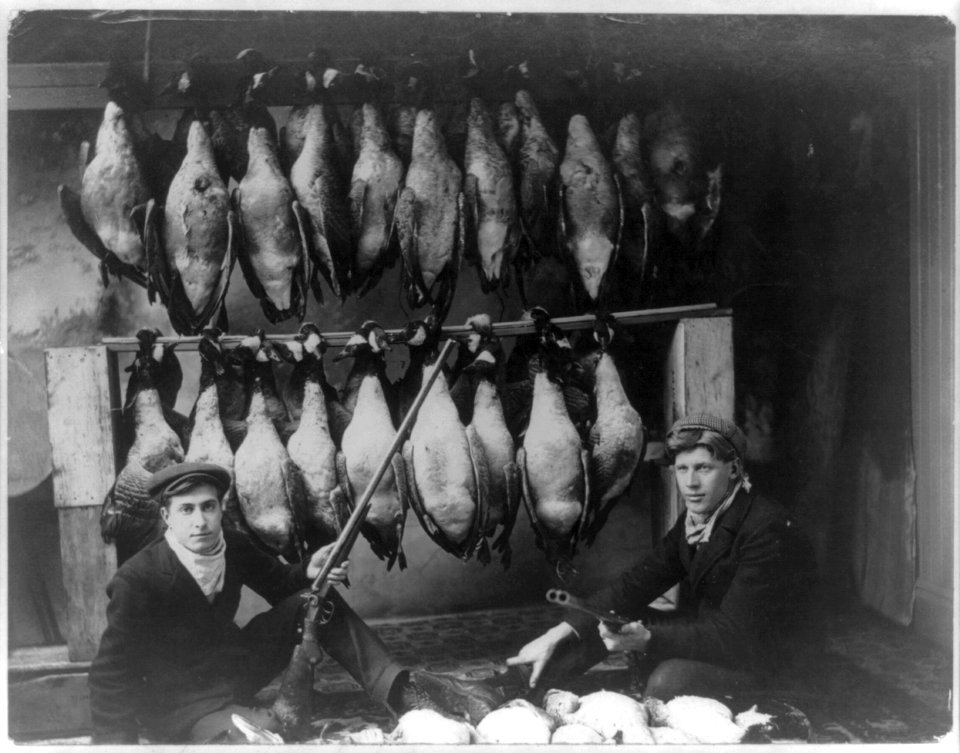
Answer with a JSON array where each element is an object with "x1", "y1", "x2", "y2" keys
[{"x1": 400, "y1": 669, "x2": 507, "y2": 724}]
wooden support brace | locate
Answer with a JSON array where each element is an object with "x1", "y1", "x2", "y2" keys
[
  {"x1": 44, "y1": 346, "x2": 120, "y2": 662},
  {"x1": 658, "y1": 315, "x2": 735, "y2": 535}
]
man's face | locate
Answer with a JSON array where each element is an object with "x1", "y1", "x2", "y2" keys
[
  {"x1": 160, "y1": 482, "x2": 224, "y2": 554},
  {"x1": 674, "y1": 446, "x2": 737, "y2": 517}
]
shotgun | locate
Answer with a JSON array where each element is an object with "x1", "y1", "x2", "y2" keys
[
  {"x1": 545, "y1": 588, "x2": 634, "y2": 631},
  {"x1": 273, "y1": 338, "x2": 457, "y2": 732}
]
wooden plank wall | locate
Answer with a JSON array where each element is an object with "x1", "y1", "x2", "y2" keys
[{"x1": 909, "y1": 64, "x2": 955, "y2": 651}]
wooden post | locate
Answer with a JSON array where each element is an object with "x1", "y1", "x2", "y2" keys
[
  {"x1": 659, "y1": 315, "x2": 736, "y2": 536},
  {"x1": 45, "y1": 346, "x2": 119, "y2": 662}
]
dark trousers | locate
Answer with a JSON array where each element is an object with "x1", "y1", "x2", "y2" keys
[
  {"x1": 189, "y1": 589, "x2": 404, "y2": 742},
  {"x1": 529, "y1": 609, "x2": 764, "y2": 703}
]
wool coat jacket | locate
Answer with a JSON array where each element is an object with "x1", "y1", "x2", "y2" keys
[
  {"x1": 566, "y1": 489, "x2": 820, "y2": 676},
  {"x1": 88, "y1": 529, "x2": 310, "y2": 743}
]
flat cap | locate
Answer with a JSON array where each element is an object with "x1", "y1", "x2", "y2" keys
[
  {"x1": 147, "y1": 462, "x2": 232, "y2": 497},
  {"x1": 668, "y1": 412, "x2": 747, "y2": 459}
]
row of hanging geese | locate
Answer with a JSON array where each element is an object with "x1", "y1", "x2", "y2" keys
[
  {"x1": 101, "y1": 308, "x2": 646, "y2": 576},
  {"x1": 59, "y1": 48, "x2": 721, "y2": 336}
]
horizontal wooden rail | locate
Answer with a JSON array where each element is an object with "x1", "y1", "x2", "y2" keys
[{"x1": 97, "y1": 303, "x2": 724, "y2": 352}]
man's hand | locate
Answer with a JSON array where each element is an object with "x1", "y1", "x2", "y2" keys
[
  {"x1": 598, "y1": 620, "x2": 650, "y2": 653},
  {"x1": 305, "y1": 543, "x2": 349, "y2": 585},
  {"x1": 505, "y1": 622, "x2": 577, "y2": 688}
]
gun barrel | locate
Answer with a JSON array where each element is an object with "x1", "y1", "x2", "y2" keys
[
  {"x1": 545, "y1": 588, "x2": 632, "y2": 626},
  {"x1": 308, "y1": 338, "x2": 457, "y2": 598}
]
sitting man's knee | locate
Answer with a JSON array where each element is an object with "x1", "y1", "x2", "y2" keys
[{"x1": 644, "y1": 659, "x2": 697, "y2": 701}]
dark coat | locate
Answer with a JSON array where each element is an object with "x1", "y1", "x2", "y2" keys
[
  {"x1": 566, "y1": 489, "x2": 819, "y2": 676},
  {"x1": 89, "y1": 530, "x2": 309, "y2": 743}
]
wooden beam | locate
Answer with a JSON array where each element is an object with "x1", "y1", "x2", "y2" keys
[
  {"x1": 45, "y1": 346, "x2": 119, "y2": 662},
  {"x1": 100, "y1": 304, "x2": 726, "y2": 352}
]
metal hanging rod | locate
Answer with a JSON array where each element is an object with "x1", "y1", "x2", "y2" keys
[{"x1": 100, "y1": 303, "x2": 724, "y2": 352}]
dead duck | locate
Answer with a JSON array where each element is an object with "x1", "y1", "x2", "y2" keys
[
  {"x1": 232, "y1": 331, "x2": 291, "y2": 424},
  {"x1": 463, "y1": 98, "x2": 521, "y2": 297},
  {"x1": 514, "y1": 89, "x2": 560, "y2": 262},
  {"x1": 334, "y1": 322, "x2": 408, "y2": 570},
  {"x1": 233, "y1": 339, "x2": 306, "y2": 560},
  {"x1": 142, "y1": 119, "x2": 237, "y2": 335},
  {"x1": 558, "y1": 114, "x2": 623, "y2": 308},
  {"x1": 100, "y1": 53, "x2": 184, "y2": 204},
  {"x1": 396, "y1": 325, "x2": 489, "y2": 562},
  {"x1": 349, "y1": 103, "x2": 405, "y2": 297},
  {"x1": 290, "y1": 103, "x2": 353, "y2": 303},
  {"x1": 644, "y1": 105, "x2": 722, "y2": 249},
  {"x1": 516, "y1": 333, "x2": 591, "y2": 575},
  {"x1": 233, "y1": 126, "x2": 312, "y2": 324},
  {"x1": 464, "y1": 340, "x2": 521, "y2": 568},
  {"x1": 59, "y1": 100, "x2": 152, "y2": 288},
  {"x1": 496, "y1": 101, "x2": 522, "y2": 165},
  {"x1": 610, "y1": 112, "x2": 654, "y2": 307},
  {"x1": 284, "y1": 329, "x2": 344, "y2": 549},
  {"x1": 101, "y1": 330, "x2": 185, "y2": 565},
  {"x1": 582, "y1": 314, "x2": 646, "y2": 545},
  {"x1": 389, "y1": 56, "x2": 433, "y2": 168},
  {"x1": 394, "y1": 109, "x2": 464, "y2": 323}
]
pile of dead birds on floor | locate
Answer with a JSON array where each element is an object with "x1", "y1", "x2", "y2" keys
[
  {"x1": 60, "y1": 47, "x2": 721, "y2": 334},
  {"x1": 101, "y1": 307, "x2": 646, "y2": 576}
]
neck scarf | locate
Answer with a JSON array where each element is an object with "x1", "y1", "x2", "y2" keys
[
  {"x1": 685, "y1": 480, "x2": 743, "y2": 547},
  {"x1": 164, "y1": 528, "x2": 227, "y2": 601}
]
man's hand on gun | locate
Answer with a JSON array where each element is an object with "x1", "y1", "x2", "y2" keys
[
  {"x1": 598, "y1": 620, "x2": 651, "y2": 653},
  {"x1": 306, "y1": 543, "x2": 349, "y2": 585}
]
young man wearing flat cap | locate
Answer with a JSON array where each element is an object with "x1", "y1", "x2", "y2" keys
[
  {"x1": 504, "y1": 412, "x2": 820, "y2": 702},
  {"x1": 89, "y1": 462, "x2": 501, "y2": 744}
]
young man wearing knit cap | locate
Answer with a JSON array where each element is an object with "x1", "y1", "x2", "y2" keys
[
  {"x1": 89, "y1": 462, "x2": 502, "y2": 744},
  {"x1": 504, "y1": 412, "x2": 820, "y2": 702}
]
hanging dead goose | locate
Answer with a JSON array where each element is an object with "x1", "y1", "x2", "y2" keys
[
  {"x1": 464, "y1": 340, "x2": 521, "y2": 568},
  {"x1": 394, "y1": 109, "x2": 464, "y2": 324},
  {"x1": 391, "y1": 312, "x2": 444, "y2": 423},
  {"x1": 558, "y1": 114, "x2": 623, "y2": 308},
  {"x1": 517, "y1": 334, "x2": 591, "y2": 574},
  {"x1": 233, "y1": 126, "x2": 312, "y2": 323},
  {"x1": 59, "y1": 100, "x2": 151, "y2": 288},
  {"x1": 394, "y1": 321, "x2": 489, "y2": 562},
  {"x1": 233, "y1": 339, "x2": 306, "y2": 560},
  {"x1": 582, "y1": 314, "x2": 646, "y2": 545},
  {"x1": 290, "y1": 103, "x2": 353, "y2": 302},
  {"x1": 350, "y1": 103, "x2": 405, "y2": 297},
  {"x1": 101, "y1": 330, "x2": 185, "y2": 565},
  {"x1": 334, "y1": 322, "x2": 408, "y2": 570},
  {"x1": 514, "y1": 89, "x2": 560, "y2": 261},
  {"x1": 275, "y1": 323, "x2": 352, "y2": 446},
  {"x1": 463, "y1": 98, "x2": 520, "y2": 297},
  {"x1": 448, "y1": 313, "x2": 497, "y2": 425},
  {"x1": 185, "y1": 329, "x2": 250, "y2": 540},
  {"x1": 284, "y1": 328, "x2": 344, "y2": 549},
  {"x1": 142, "y1": 119, "x2": 237, "y2": 336},
  {"x1": 610, "y1": 112, "x2": 654, "y2": 307}
]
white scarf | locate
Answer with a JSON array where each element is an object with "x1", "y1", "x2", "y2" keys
[
  {"x1": 164, "y1": 528, "x2": 227, "y2": 601},
  {"x1": 685, "y1": 480, "x2": 743, "y2": 547}
]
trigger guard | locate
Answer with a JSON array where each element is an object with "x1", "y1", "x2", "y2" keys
[{"x1": 317, "y1": 599, "x2": 335, "y2": 625}]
